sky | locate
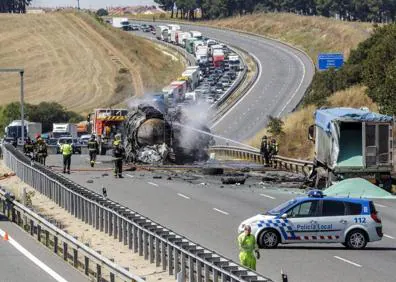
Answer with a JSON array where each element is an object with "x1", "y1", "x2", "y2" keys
[{"x1": 31, "y1": 0, "x2": 156, "y2": 9}]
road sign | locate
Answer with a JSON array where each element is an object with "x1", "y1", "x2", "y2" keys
[{"x1": 318, "y1": 53, "x2": 344, "y2": 71}]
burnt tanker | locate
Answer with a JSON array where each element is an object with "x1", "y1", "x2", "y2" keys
[{"x1": 124, "y1": 104, "x2": 213, "y2": 164}]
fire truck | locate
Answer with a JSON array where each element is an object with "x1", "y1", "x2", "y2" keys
[{"x1": 89, "y1": 108, "x2": 128, "y2": 155}]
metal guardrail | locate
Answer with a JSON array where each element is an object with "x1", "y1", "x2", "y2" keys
[
  {"x1": 209, "y1": 145, "x2": 313, "y2": 176},
  {"x1": 2, "y1": 144, "x2": 273, "y2": 282},
  {"x1": 0, "y1": 187, "x2": 143, "y2": 282}
]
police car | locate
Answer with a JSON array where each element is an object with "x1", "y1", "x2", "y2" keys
[{"x1": 238, "y1": 190, "x2": 383, "y2": 249}]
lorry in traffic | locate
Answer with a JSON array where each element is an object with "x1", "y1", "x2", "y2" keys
[
  {"x1": 156, "y1": 26, "x2": 169, "y2": 41},
  {"x1": 52, "y1": 123, "x2": 78, "y2": 138},
  {"x1": 190, "y1": 31, "x2": 203, "y2": 40},
  {"x1": 177, "y1": 32, "x2": 191, "y2": 47},
  {"x1": 182, "y1": 69, "x2": 199, "y2": 90},
  {"x1": 5, "y1": 120, "x2": 42, "y2": 145},
  {"x1": 308, "y1": 107, "x2": 394, "y2": 190},
  {"x1": 186, "y1": 38, "x2": 197, "y2": 54},
  {"x1": 112, "y1": 17, "x2": 129, "y2": 28},
  {"x1": 228, "y1": 54, "x2": 241, "y2": 71}
]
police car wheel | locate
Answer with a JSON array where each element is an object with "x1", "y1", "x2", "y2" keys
[
  {"x1": 259, "y1": 229, "x2": 280, "y2": 248},
  {"x1": 346, "y1": 230, "x2": 367, "y2": 249}
]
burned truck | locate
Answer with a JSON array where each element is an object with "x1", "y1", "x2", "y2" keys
[
  {"x1": 308, "y1": 107, "x2": 393, "y2": 189},
  {"x1": 123, "y1": 104, "x2": 214, "y2": 164}
]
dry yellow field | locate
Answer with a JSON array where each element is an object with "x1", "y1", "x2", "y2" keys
[{"x1": 0, "y1": 12, "x2": 184, "y2": 114}]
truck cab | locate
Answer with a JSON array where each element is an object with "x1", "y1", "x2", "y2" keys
[{"x1": 309, "y1": 107, "x2": 393, "y2": 189}]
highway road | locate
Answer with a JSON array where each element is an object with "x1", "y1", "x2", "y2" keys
[
  {"x1": 129, "y1": 21, "x2": 315, "y2": 144},
  {"x1": 47, "y1": 155, "x2": 396, "y2": 282},
  {"x1": 0, "y1": 214, "x2": 87, "y2": 282}
]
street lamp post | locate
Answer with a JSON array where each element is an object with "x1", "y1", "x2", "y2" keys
[{"x1": 0, "y1": 68, "x2": 25, "y2": 144}]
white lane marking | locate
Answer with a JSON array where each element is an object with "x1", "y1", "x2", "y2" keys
[
  {"x1": 0, "y1": 228, "x2": 68, "y2": 282},
  {"x1": 277, "y1": 49, "x2": 306, "y2": 117},
  {"x1": 177, "y1": 193, "x2": 190, "y2": 200},
  {"x1": 375, "y1": 203, "x2": 388, "y2": 208},
  {"x1": 213, "y1": 208, "x2": 229, "y2": 215},
  {"x1": 260, "y1": 193, "x2": 276, "y2": 199},
  {"x1": 334, "y1": 256, "x2": 362, "y2": 268},
  {"x1": 125, "y1": 174, "x2": 134, "y2": 178},
  {"x1": 210, "y1": 53, "x2": 262, "y2": 129},
  {"x1": 384, "y1": 234, "x2": 395, "y2": 239},
  {"x1": 148, "y1": 182, "x2": 159, "y2": 187}
]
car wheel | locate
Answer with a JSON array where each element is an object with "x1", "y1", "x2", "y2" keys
[
  {"x1": 259, "y1": 229, "x2": 280, "y2": 248},
  {"x1": 346, "y1": 230, "x2": 367, "y2": 249}
]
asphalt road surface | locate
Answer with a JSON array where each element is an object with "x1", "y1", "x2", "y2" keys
[
  {"x1": 47, "y1": 155, "x2": 396, "y2": 282},
  {"x1": 129, "y1": 21, "x2": 315, "y2": 144},
  {"x1": 0, "y1": 214, "x2": 87, "y2": 282}
]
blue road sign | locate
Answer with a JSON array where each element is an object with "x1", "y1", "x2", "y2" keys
[{"x1": 318, "y1": 53, "x2": 344, "y2": 71}]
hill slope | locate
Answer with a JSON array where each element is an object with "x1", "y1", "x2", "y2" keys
[{"x1": 0, "y1": 12, "x2": 184, "y2": 113}]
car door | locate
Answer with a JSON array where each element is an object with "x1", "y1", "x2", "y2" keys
[
  {"x1": 315, "y1": 200, "x2": 347, "y2": 242},
  {"x1": 283, "y1": 200, "x2": 320, "y2": 242}
]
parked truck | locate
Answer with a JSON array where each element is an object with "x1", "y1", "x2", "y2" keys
[
  {"x1": 5, "y1": 120, "x2": 42, "y2": 145},
  {"x1": 308, "y1": 107, "x2": 394, "y2": 190},
  {"x1": 90, "y1": 108, "x2": 128, "y2": 155},
  {"x1": 156, "y1": 26, "x2": 169, "y2": 40},
  {"x1": 52, "y1": 123, "x2": 78, "y2": 139}
]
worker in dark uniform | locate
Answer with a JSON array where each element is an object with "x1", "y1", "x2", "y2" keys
[
  {"x1": 260, "y1": 136, "x2": 270, "y2": 167},
  {"x1": 87, "y1": 134, "x2": 99, "y2": 167},
  {"x1": 34, "y1": 135, "x2": 48, "y2": 165},
  {"x1": 269, "y1": 139, "x2": 279, "y2": 165},
  {"x1": 112, "y1": 134, "x2": 125, "y2": 178},
  {"x1": 23, "y1": 137, "x2": 34, "y2": 157}
]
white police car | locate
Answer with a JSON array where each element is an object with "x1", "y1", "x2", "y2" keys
[{"x1": 238, "y1": 190, "x2": 383, "y2": 249}]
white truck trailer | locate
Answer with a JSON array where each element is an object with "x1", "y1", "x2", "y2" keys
[
  {"x1": 156, "y1": 26, "x2": 169, "y2": 40},
  {"x1": 52, "y1": 123, "x2": 78, "y2": 138},
  {"x1": 112, "y1": 17, "x2": 129, "y2": 28}
]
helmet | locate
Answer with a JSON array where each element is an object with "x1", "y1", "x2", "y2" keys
[
  {"x1": 91, "y1": 134, "x2": 95, "y2": 139},
  {"x1": 115, "y1": 134, "x2": 121, "y2": 141},
  {"x1": 35, "y1": 133, "x2": 41, "y2": 139},
  {"x1": 262, "y1": 136, "x2": 267, "y2": 140}
]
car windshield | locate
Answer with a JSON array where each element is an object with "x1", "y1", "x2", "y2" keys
[{"x1": 265, "y1": 199, "x2": 298, "y2": 215}]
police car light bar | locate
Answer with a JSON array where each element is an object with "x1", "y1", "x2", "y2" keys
[{"x1": 307, "y1": 190, "x2": 325, "y2": 198}]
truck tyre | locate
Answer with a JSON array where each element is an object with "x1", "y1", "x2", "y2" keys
[{"x1": 345, "y1": 229, "x2": 367, "y2": 249}]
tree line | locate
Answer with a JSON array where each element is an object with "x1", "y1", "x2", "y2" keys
[
  {"x1": 0, "y1": 0, "x2": 32, "y2": 13},
  {"x1": 304, "y1": 23, "x2": 396, "y2": 115},
  {"x1": 155, "y1": 0, "x2": 396, "y2": 22},
  {"x1": 0, "y1": 102, "x2": 84, "y2": 133}
]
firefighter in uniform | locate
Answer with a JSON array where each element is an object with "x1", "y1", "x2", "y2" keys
[
  {"x1": 34, "y1": 135, "x2": 48, "y2": 165},
  {"x1": 112, "y1": 134, "x2": 125, "y2": 178},
  {"x1": 269, "y1": 139, "x2": 279, "y2": 165},
  {"x1": 23, "y1": 137, "x2": 34, "y2": 157},
  {"x1": 87, "y1": 134, "x2": 99, "y2": 167},
  {"x1": 60, "y1": 140, "x2": 73, "y2": 174},
  {"x1": 260, "y1": 136, "x2": 270, "y2": 167},
  {"x1": 238, "y1": 225, "x2": 260, "y2": 271}
]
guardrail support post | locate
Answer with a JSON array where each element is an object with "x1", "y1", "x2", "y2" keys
[
  {"x1": 144, "y1": 232, "x2": 148, "y2": 260},
  {"x1": 189, "y1": 256, "x2": 194, "y2": 282},
  {"x1": 45, "y1": 230, "x2": 49, "y2": 247},
  {"x1": 155, "y1": 237, "x2": 160, "y2": 267},
  {"x1": 181, "y1": 253, "x2": 186, "y2": 280},
  {"x1": 123, "y1": 220, "x2": 127, "y2": 246},
  {"x1": 84, "y1": 256, "x2": 89, "y2": 276},
  {"x1": 96, "y1": 264, "x2": 101, "y2": 282},
  {"x1": 118, "y1": 216, "x2": 123, "y2": 242},
  {"x1": 133, "y1": 225, "x2": 138, "y2": 253},
  {"x1": 37, "y1": 224, "x2": 41, "y2": 242},
  {"x1": 168, "y1": 244, "x2": 173, "y2": 275},
  {"x1": 104, "y1": 210, "x2": 109, "y2": 234},
  {"x1": 197, "y1": 261, "x2": 202, "y2": 282},
  {"x1": 110, "y1": 272, "x2": 115, "y2": 282},
  {"x1": 138, "y1": 229, "x2": 143, "y2": 256},
  {"x1": 109, "y1": 212, "x2": 113, "y2": 236},
  {"x1": 88, "y1": 202, "x2": 92, "y2": 226},
  {"x1": 149, "y1": 234, "x2": 154, "y2": 263},
  {"x1": 54, "y1": 236, "x2": 58, "y2": 254},
  {"x1": 73, "y1": 249, "x2": 78, "y2": 267},
  {"x1": 162, "y1": 242, "x2": 166, "y2": 271},
  {"x1": 99, "y1": 207, "x2": 104, "y2": 232},
  {"x1": 213, "y1": 269, "x2": 218, "y2": 282},
  {"x1": 95, "y1": 205, "x2": 100, "y2": 230},
  {"x1": 128, "y1": 223, "x2": 132, "y2": 250},
  {"x1": 174, "y1": 249, "x2": 179, "y2": 279},
  {"x1": 63, "y1": 242, "x2": 68, "y2": 261},
  {"x1": 30, "y1": 219, "x2": 34, "y2": 236}
]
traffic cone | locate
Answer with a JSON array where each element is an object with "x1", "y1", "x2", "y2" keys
[{"x1": 4, "y1": 232, "x2": 9, "y2": 241}]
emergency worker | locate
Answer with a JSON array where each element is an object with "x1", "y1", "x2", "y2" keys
[
  {"x1": 87, "y1": 134, "x2": 99, "y2": 167},
  {"x1": 269, "y1": 139, "x2": 279, "y2": 165},
  {"x1": 112, "y1": 134, "x2": 125, "y2": 178},
  {"x1": 34, "y1": 136, "x2": 48, "y2": 165},
  {"x1": 238, "y1": 225, "x2": 260, "y2": 271},
  {"x1": 260, "y1": 136, "x2": 270, "y2": 167},
  {"x1": 60, "y1": 140, "x2": 73, "y2": 174},
  {"x1": 23, "y1": 137, "x2": 34, "y2": 156}
]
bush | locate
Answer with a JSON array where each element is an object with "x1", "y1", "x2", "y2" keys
[
  {"x1": 96, "y1": 8, "x2": 108, "y2": 17},
  {"x1": 267, "y1": 115, "x2": 284, "y2": 137}
]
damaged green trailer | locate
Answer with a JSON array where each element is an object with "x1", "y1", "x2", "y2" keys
[{"x1": 308, "y1": 107, "x2": 394, "y2": 190}]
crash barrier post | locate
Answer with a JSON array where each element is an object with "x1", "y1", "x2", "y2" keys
[
  {"x1": 208, "y1": 145, "x2": 313, "y2": 175},
  {"x1": 0, "y1": 188, "x2": 144, "y2": 282},
  {"x1": 2, "y1": 144, "x2": 274, "y2": 282}
]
